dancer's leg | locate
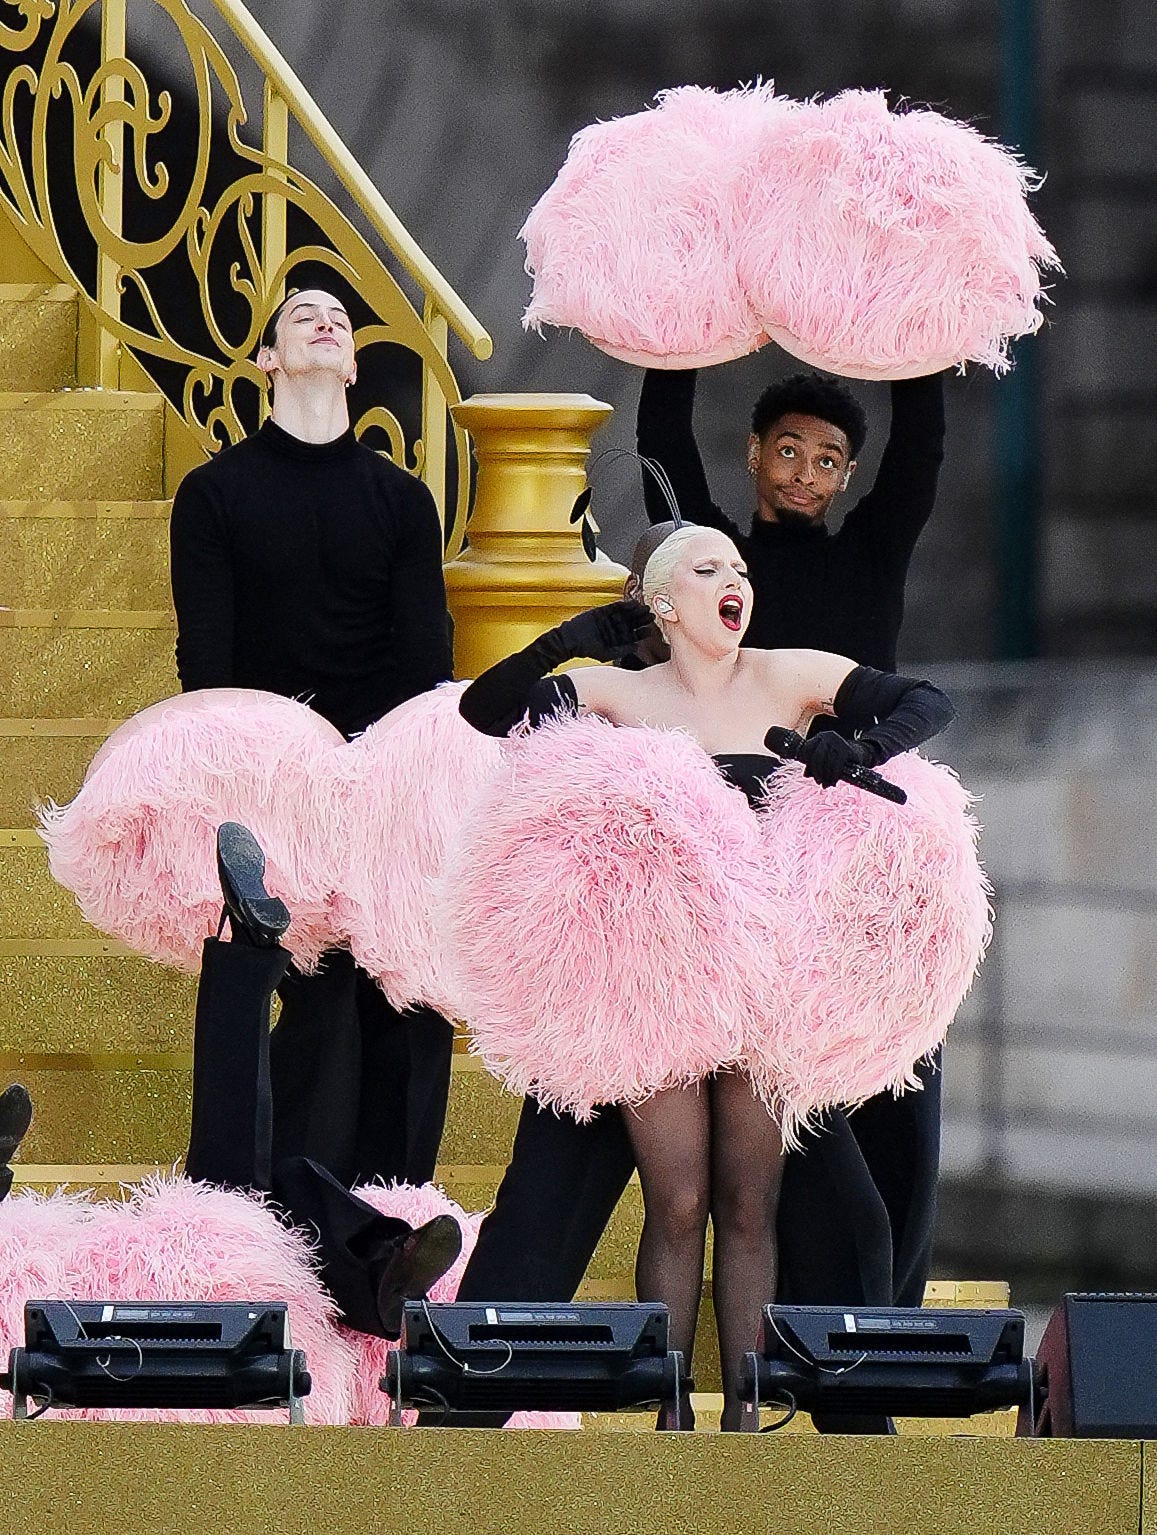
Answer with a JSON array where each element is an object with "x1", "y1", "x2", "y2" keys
[
  {"x1": 0, "y1": 1083, "x2": 33, "y2": 1203},
  {"x1": 348, "y1": 971, "x2": 410, "y2": 1184},
  {"x1": 850, "y1": 1052, "x2": 942, "y2": 1307},
  {"x1": 351, "y1": 973, "x2": 455, "y2": 1187},
  {"x1": 622, "y1": 1084, "x2": 711, "y2": 1379},
  {"x1": 271, "y1": 1155, "x2": 461, "y2": 1339},
  {"x1": 269, "y1": 949, "x2": 362, "y2": 1184},
  {"x1": 400, "y1": 1005, "x2": 455, "y2": 1186},
  {"x1": 185, "y1": 936, "x2": 290, "y2": 1191},
  {"x1": 456, "y1": 1099, "x2": 634, "y2": 1303},
  {"x1": 775, "y1": 1110, "x2": 895, "y2": 1434},
  {"x1": 775, "y1": 1112, "x2": 893, "y2": 1307},
  {"x1": 708, "y1": 1072, "x2": 786, "y2": 1430}
]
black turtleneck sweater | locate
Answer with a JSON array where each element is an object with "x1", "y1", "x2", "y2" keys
[
  {"x1": 170, "y1": 419, "x2": 453, "y2": 738},
  {"x1": 636, "y1": 370, "x2": 945, "y2": 672}
]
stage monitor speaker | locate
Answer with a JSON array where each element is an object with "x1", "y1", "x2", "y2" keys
[
  {"x1": 386, "y1": 1301, "x2": 685, "y2": 1423},
  {"x1": 1029, "y1": 1293, "x2": 1157, "y2": 1438},
  {"x1": 741, "y1": 1304, "x2": 1032, "y2": 1424},
  {"x1": 0, "y1": 1300, "x2": 311, "y2": 1422}
]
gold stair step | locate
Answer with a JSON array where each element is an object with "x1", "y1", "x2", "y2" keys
[
  {"x1": 3, "y1": 1059, "x2": 192, "y2": 1163},
  {"x1": 0, "y1": 285, "x2": 77, "y2": 392},
  {"x1": 0, "y1": 950, "x2": 195, "y2": 1051},
  {"x1": 0, "y1": 390, "x2": 163, "y2": 499},
  {"x1": 0, "y1": 501, "x2": 172, "y2": 608},
  {"x1": 0, "y1": 1048, "x2": 531, "y2": 1167},
  {"x1": 0, "y1": 831, "x2": 99, "y2": 939},
  {"x1": 0, "y1": 624, "x2": 176, "y2": 715},
  {"x1": 0, "y1": 720, "x2": 117, "y2": 827}
]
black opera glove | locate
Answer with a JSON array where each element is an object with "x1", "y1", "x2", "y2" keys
[
  {"x1": 795, "y1": 731, "x2": 875, "y2": 789},
  {"x1": 459, "y1": 600, "x2": 657, "y2": 737},
  {"x1": 548, "y1": 600, "x2": 658, "y2": 664},
  {"x1": 832, "y1": 666, "x2": 955, "y2": 764}
]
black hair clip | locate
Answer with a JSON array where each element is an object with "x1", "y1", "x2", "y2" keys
[
  {"x1": 568, "y1": 451, "x2": 683, "y2": 563},
  {"x1": 568, "y1": 486, "x2": 599, "y2": 561}
]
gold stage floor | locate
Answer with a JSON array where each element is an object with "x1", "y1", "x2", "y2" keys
[{"x1": 0, "y1": 1423, "x2": 1147, "y2": 1535}]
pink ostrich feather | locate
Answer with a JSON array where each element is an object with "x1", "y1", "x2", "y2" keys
[
  {"x1": 748, "y1": 753, "x2": 992, "y2": 1141},
  {"x1": 332, "y1": 683, "x2": 507, "y2": 1013},
  {"x1": 343, "y1": 1181, "x2": 579, "y2": 1430},
  {"x1": 440, "y1": 717, "x2": 774, "y2": 1119},
  {"x1": 736, "y1": 90, "x2": 1060, "y2": 378},
  {"x1": 0, "y1": 1189, "x2": 98, "y2": 1366},
  {"x1": 0, "y1": 1180, "x2": 355, "y2": 1425},
  {"x1": 55, "y1": 1178, "x2": 357, "y2": 1424},
  {"x1": 38, "y1": 690, "x2": 345, "y2": 973},
  {"x1": 521, "y1": 84, "x2": 792, "y2": 367}
]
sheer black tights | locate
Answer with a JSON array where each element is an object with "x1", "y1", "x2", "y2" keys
[{"x1": 624, "y1": 1072, "x2": 786, "y2": 1430}]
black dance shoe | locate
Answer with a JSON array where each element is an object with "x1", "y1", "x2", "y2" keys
[
  {"x1": 373, "y1": 1214, "x2": 464, "y2": 1339},
  {"x1": 215, "y1": 822, "x2": 291, "y2": 947},
  {"x1": 0, "y1": 1083, "x2": 33, "y2": 1203}
]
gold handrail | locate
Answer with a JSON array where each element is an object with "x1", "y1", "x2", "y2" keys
[
  {"x1": 207, "y1": 0, "x2": 491, "y2": 363},
  {"x1": 0, "y1": 0, "x2": 491, "y2": 551}
]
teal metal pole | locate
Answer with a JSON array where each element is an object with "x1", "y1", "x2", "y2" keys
[{"x1": 996, "y1": 0, "x2": 1041, "y2": 658}]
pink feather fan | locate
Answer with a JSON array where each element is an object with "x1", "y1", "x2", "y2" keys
[
  {"x1": 736, "y1": 89, "x2": 1060, "y2": 378},
  {"x1": 749, "y1": 752, "x2": 992, "y2": 1141},
  {"x1": 331, "y1": 683, "x2": 506, "y2": 1013},
  {"x1": 38, "y1": 690, "x2": 344, "y2": 973},
  {"x1": 521, "y1": 84, "x2": 788, "y2": 367},
  {"x1": 440, "y1": 715, "x2": 774, "y2": 1119}
]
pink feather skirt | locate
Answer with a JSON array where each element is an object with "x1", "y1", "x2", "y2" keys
[{"x1": 440, "y1": 717, "x2": 991, "y2": 1136}]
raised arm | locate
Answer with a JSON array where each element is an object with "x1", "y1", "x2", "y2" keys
[
  {"x1": 841, "y1": 373, "x2": 946, "y2": 566},
  {"x1": 458, "y1": 602, "x2": 656, "y2": 736},
  {"x1": 636, "y1": 369, "x2": 743, "y2": 541},
  {"x1": 772, "y1": 651, "x2": 955, "y2": 787},
  {"x1": 169, "y1": 474, "x2": 236, "y2": 691}
]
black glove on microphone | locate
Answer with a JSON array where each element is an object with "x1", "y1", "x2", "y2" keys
[
  {"x1": 459, "y1": 600, "x2": 657, "y2": 736},
  {"x1": 795, "y1": 731, "x2": 876, "y2": 789}
]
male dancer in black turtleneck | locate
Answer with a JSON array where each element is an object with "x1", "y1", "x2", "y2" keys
[
  {"x1": 169, "y1": 288, "x2": 455, "y2": 1191},
  {"x1": 453, "y1": 363, "x2": 946, "y2": 1429}
]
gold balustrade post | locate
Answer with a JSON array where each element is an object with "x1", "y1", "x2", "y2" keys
[
  {"x1": 77, "y1": 0, "x2": 127, "y2": 388},
  {"x1": 420, "y1": 297, "x2": 449, "y2": 527},
  {"x1": 444, "y1": 394, "x2": 628, "y2": 678},
  {"x1": 259, "y1": 79, "x2": 289, "y2": 424}
]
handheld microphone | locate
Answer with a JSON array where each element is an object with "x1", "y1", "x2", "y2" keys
[{"x1": 764, "y1": 727, "x2": 908, "y2": 805}]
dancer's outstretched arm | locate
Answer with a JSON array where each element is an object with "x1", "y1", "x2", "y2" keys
[{"x1": 840, "y1": 374, "x2": 946, "y2": 567}]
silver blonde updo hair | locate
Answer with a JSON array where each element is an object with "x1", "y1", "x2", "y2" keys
[{"x1": 640, "y1": 524, "x2": 708, "y2": 612}]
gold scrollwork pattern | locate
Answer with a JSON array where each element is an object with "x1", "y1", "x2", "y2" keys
[{"x1": 0, "y1": 0, "x2": 485, "y2": 552}]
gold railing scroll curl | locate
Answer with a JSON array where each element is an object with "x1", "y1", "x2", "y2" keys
[{"x1": 0, "y1": 0, "x2": 490, "y2": 550}]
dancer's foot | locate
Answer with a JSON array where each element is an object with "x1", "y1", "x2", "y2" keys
[
  {"x1": 215, "y1": 822, "x2": 290, "y2": 947},
  {"x1": 0, "y1": 1083, "x2": 33, "y2": 1203},
  {"x1": 373, "y1": 1214, "x2": 463, "y2": 1338}
]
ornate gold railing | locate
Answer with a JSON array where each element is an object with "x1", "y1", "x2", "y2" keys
[{"x1": 0, "y1": 0, "x2": 491, "y2": 549}]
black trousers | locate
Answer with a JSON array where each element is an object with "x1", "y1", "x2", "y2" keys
[
  {"x1": 269, "y1": 948, "x2": 455, "y2": 1189},
  {"x1": 184, "y1": 938, "x2": 431, "y2": 1334},
  {"x1": 455, "y1": 1058, "x2": 941, "y2": 1431}
]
